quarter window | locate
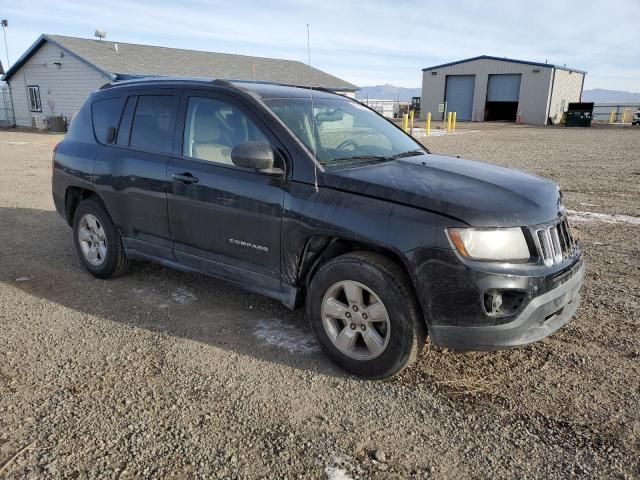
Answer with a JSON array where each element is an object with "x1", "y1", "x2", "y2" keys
[
  {"x1": 28, "y1": 86, "x2": 42, "y2": 112},
  {"x1": 130, "y1": 95, "x2": 178, "y2": 154},
  {"x1": 183, "y1": 97, "x2": 268, "y2": 166},
  {"x1": 91, "y1": 98, "x2": 125, "y2": 144}
]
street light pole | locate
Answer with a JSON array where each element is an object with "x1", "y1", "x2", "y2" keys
[{"x1": 1, "y1": 20, "x2": 9, "y2": 70}]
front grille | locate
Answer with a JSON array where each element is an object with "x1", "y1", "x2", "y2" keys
[{"x1": 532, "y1": 217, "x2": 576, "y2": 266}]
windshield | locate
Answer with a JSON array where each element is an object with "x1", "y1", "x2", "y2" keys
[{"x1": 263, "y1": 97, "x2": 425, "y2": 167}]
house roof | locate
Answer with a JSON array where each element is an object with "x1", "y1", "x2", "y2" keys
[
  {"x1": 2, "y1": 34, "x2": 358, "y2": 91},
  {"x1": 422, "y1": 55, "x2": 587, "y2": 74}
]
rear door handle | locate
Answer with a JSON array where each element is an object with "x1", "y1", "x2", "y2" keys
[{"x1": 172, "y1": 172, "x2": 199, "y2": 184}]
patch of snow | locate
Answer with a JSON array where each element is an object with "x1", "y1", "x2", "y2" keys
[
  {"x1": 15, "y1": 276, "x2": 31, "y2": 282},
  {"x1": 325, "y1": 466, "x2": 354, "y2": 480},
  {"x1": 170, "y1": 287, "x2": 197, "y2": 304},
  {"x1": 325, "y1": 456, "x2": 355, "y2": 480},
  {"x1": 567, "y1": 209, "x2": 640, "y2": 225},
  {"x1": 253, "y1": 318, "x2": 320, "y2": 354},
  {"x1": 0, "y1": 141, "x2": 29, "y2": 145}
]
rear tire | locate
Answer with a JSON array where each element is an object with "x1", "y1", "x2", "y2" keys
[
  {"x1": 307, "y1": 252, "x2": 425, "y2": 379},
  {"x1": 72, "y1": 198, "x2": 129, "y2": 279}
]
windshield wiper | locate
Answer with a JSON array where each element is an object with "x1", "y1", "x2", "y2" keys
[
  {"x1": 391, "y1": 149, "x2": 426, "y2": 159},
  {"x1": 324, "y1": 155, "x2": 391, "y2": 165}
]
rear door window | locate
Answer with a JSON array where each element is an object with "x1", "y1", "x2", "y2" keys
[
  {"x1": 116, "y1": 96, "x2": 138, "y2": 147},
  {"x1": 130, "y1": 95, "x2": 178, "y2": 154},
  {"x1": 91, "y1": 97, "x2": 125, "y2": 144}
]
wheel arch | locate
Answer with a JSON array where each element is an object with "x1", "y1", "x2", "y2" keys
[
  {"x1": 297, "y1": 235, "x2": 428, "y2": 327},
  {"x1": 64, "y1": 187, "x2": 104, "y2": 226}
]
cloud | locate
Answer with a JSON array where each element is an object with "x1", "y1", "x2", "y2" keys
[{"x1": 2, "y1": 0, "x2": 639, "y2": 90}]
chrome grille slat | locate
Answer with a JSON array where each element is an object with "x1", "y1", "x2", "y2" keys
[
  {"x1": 532, "y1": 217, "x2": 576, "y2": 266},
  {"x1": 549, "y1": 226, "x2": 563, "y2": 263}
]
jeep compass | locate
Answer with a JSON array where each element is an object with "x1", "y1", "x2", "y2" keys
[{"x1": 52, "y1": 78, "x2": 584, "y2": 378}]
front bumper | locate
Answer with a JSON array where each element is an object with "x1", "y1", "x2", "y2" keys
[{"x1": 429, "y1": 260, "x2": 585, "y2": 351}]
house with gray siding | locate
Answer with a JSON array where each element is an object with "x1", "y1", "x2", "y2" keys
[
  {"x1": 1, "y1": 34, "x2": 358, "y2": 128},
  {"x1": 421, "y1": 56, "x2": 586, "y2": 125}
]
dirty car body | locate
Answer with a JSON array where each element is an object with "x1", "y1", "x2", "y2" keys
[{"x1": 52, "y1": 78, "x2": 584, "y2": 376}]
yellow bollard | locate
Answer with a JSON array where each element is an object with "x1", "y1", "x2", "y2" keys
[
  {"x1": 452, "y1": 112, "x2": 457, "y2": 130},
  {"x1": 447, "y1": 112, "x2": 452, "y2": 131},
  {"x1": 409, "y1": 110, "x2": 415, "y2": 133},
  {"x1": 609, "y1": 109, "x2": 615, "y2": 124},
  {"x1": 402, "y1": 113, "x2": 409, "y2": 132},
  {"x1": 426, "y1": 112, "x2": 431, "y2": 136}
]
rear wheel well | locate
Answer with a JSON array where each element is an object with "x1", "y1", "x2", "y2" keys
[
  {"x1": 299, "y1": 236, "x2": 426, "y2": 325},
  {"x1": 64, "y1": 187, "x2": 101, "y2": 226}
]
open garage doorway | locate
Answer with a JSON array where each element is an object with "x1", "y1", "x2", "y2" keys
[{"x1": 485, "y1": 74, "x2": 521, "y2": 121}]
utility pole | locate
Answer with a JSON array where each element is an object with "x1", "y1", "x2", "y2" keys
[{"x1": 1, "y1": 19, "x2": 9, "y2": 69}]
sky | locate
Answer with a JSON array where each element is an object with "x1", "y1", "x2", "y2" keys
[{"x1": 1, "y1": 0, "x2": 639, "y2": 91}]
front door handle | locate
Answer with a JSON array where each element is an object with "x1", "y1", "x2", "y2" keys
[{"x1": 172, "y1": 172, "x2": 199, "y2": 184}]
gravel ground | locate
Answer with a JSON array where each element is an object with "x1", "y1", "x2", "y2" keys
[{"x1": 1, "y1": 125, "x2": 639, "y2": 479}]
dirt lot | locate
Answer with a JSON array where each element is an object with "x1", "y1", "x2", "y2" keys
[{"x1": 1, "y1": 125, "x2": 639, "y2": 479}]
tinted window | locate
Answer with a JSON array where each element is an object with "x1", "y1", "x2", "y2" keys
[
  {"x1": 65, "y1": 100, "x2": 94, "y2": 143},
  {"x1": 92, "y1": 97, "x2": 125, "y2": 144},
  {"x1": 183, "y1": 97, "x2": 268, "y2": 166},
  {"x1": 130, "y1": 95, "x2": 178, "y2": 154},
  {"x1": 116, "y1": 96, "x2": 138, "y2": 146}
]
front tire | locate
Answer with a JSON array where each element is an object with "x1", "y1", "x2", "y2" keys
[
  {"x1": 307, "y1": 252, "x2": 425, "y2": 379},
  {"x1": 72, "y1": 198, "x2": 129, "y2": 278}
]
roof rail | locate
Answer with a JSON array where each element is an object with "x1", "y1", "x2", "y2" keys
[
  {"x1": 99, "y1": 76, "x2": 218, "y2": 90},
  {"x1": 211, "y1": 79, "x2": 238, "y2": 89},
  {"x1": 97, "y1": 77, "x2": 346, "y2": 96}
]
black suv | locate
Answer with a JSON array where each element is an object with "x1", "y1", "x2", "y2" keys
[{"x1": 52, "y1": 78, "x2": 584, "y2": 378}]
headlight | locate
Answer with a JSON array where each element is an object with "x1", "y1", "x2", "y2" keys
[{"x1": 447, "y1": 227, "x2": 530, "y2": 261}]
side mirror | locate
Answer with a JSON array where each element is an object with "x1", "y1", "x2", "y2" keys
[
  {"x1": 231, "y1": 141, "x2": 282, "y2": 175},
  {"x1": 106, "y1": 126, "x2": 117, "y2": 144}
]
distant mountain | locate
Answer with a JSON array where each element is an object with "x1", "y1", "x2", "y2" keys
[
  {"x1": 582, "y1": 89, "x2": 640, "y2": 104},
  {"x1": 356, "y1": 84, "x2": 421, "y2": 102}
]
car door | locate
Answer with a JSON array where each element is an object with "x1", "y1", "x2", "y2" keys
[
  {"x1": 93, "y1": 90, "x2": 179, "y2": 260},
  {"x1": 167, "y1": 91, "x2": 287, "y2": 294}
]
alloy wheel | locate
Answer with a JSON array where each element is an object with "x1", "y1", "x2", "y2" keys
[
  {"x1": 78, "y1": 214, "x2": 107, "y2": 266},
  {"x1": 321, "y1": 280, "x2": 391, "y2": 360}
]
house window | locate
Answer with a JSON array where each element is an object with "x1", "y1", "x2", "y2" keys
[{"x1": 28, "y1": 86, "x2": 42, "y2": 112}]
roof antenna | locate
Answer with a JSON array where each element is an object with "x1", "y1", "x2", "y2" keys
[{"x1": 307, "y1": 23, "x2": 319, "y2": 192}]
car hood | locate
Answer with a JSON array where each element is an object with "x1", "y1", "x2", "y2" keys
[{"x1": 321, "y1": 154, "x2": 562, "y2": 227}]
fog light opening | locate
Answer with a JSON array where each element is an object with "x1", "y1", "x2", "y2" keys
[
  {"x1": 485, "y1": 291, "x2": 503, "y2": 315},
  {"x1": 484, "y1": 290, "x2": 526, "y2": 317}
]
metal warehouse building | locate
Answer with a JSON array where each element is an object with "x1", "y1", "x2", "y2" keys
[{"x1": 421, "y1": 56, "x2": 586, "y2": 125}]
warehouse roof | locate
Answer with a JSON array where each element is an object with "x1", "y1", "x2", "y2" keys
[
  {"x1": 422, "y1": 55, "x2": 587, "y2": 74},
  {"x1": 2, "y1": 34, "x2": 358, "y2": 91}
]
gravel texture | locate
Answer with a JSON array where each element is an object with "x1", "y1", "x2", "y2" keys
[{"x1": 0, "y1": 125, "x2": 639, "y2": 479}]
